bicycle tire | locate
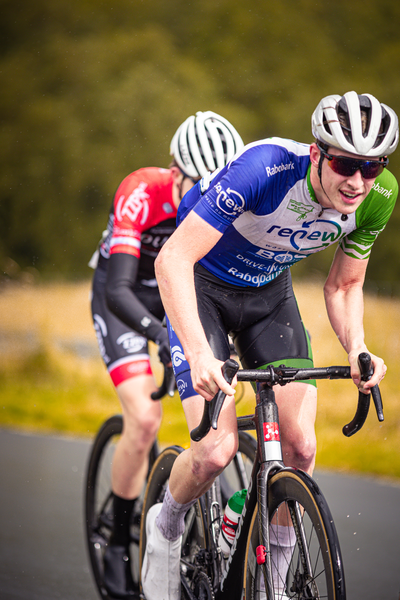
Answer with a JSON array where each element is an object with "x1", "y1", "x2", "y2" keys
[
  {"x1": 84, "y1": 415, "x2": 158, "y2": 599},
  {"x1": 243, "y1": 468, "x2": 345, "y2": 600},
  {"x1": 139, "y1": 445, "x2": 208, "y2": 600}
]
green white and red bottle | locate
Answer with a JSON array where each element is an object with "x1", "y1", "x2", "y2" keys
[{"x1": 219, "y1": 489, "x2": 247, "y2": 557}]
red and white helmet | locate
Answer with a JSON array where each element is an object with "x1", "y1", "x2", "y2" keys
[
  {"x1": 170, "y1": 110, "x2": 244, "y2": 178},
  {"x1": 312, "y1": 91, "x2": 398, "y2": 157}
]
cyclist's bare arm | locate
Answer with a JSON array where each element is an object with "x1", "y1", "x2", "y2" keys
[
  {"x1": 155, "y1": 211, "x2": 236, "y2": 400},
  {"x1": 324, "y1": 247, "x2": 386, "y2": 390}
]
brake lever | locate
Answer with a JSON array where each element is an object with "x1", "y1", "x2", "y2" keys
[
  {"x1": 359, "y1": 352, "x2": 384, "y2": 422},
  {"x1": 371, "y1": 385, "x2": 384, "y2": 422},
  {"x1": 151, "y1": 366, "x2": 175, "y2": 400},
  {"x1": 190, "y1": 358, "x2": 239, "y2": 442},
  {"x1": 342, "y1": 352, "x2": 383, "y2": 437}
]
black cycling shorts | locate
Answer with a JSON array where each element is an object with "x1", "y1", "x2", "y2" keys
[
  {"x1": 91, "y1": 268, "x2": 165, "y2": 386},
  {"x1": 168, "y1": 265, "x2": 314, "y2": 401}
]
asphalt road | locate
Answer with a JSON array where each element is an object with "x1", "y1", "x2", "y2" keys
[{"x1": 0, "y1": 428, "x2": 399, "y2": 599}]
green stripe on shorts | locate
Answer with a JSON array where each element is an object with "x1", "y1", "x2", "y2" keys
[{"x1": 255, "y1": 357, "x2": 317, "y2": 388}]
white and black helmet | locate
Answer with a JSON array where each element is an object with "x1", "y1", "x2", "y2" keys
[
  {"x1": 311, "y1": 91, "x2": 399, "y2": 157},
  {"x1": 170, "y1": 110, "x2": 244, "y2": 179}
]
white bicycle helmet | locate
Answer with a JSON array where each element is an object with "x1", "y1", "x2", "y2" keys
[
  {"x1": 170, "y1": 110, "x2": 244, "y2": 179},
  {"x1": 311, "y1": 91, "x2": 399, "y2": 157}
]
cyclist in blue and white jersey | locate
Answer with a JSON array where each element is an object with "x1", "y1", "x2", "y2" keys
[{"x1": 142, "y1": 92, "x2": 399, "y2": 600}]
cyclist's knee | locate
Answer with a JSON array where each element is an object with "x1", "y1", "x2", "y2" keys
[
  {"x1": 191, "y1": 435, "x2": 238, "y2": 483},
  {"x1": 127, "y1": 409, "x2": 160, "y2": 438},
  {"x1": 282, "y1": 435, "x2": 316, "y2": 471},
  {"x1": 119, "y1": 398, "x2": 161, "y2": 451}
]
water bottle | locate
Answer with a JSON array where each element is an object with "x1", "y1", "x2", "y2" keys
[{"x1": 219, "y1": 488, "x2": 247, "y2": 557}]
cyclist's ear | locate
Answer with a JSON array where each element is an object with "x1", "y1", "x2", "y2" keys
[
  {"x1": 309, "y1": 143, "x2": 320, "y2": 168},
  {"x1": 170, "y1": 166, "x2": 184, "y2": 184}
]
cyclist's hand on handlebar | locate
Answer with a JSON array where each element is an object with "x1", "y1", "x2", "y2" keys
[
  {"x1": 348, "y1": 348, "x2": 387, "y2": 393},
  {"x1": 156, "y1": 329, "x2": 172, "y2": 367},
  {"x1": 191, "y1": 354, "x2": 237, "y2": 402}
]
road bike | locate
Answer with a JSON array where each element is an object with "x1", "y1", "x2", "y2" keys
[
  {"x1": 139, "y1": 352, "x2": 383, "y2": 599},
  {"x1": 84, "y1": 366, "x2": 175, "y2": 599},
  {"x1": 84, "y1": 340, "x2": 246, "y2": 599}
]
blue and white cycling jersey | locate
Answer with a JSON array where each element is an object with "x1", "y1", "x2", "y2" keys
[{"x1": 177, "y1": 137, "x2": 398, "y2": 287}]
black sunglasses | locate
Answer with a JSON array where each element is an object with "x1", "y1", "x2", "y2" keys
[{"x1": 319, "y1": 146, "x2": 388, "y2": 180}]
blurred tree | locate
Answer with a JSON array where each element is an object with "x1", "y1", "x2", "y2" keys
[{"x1": 1, "y1": 0, "x2": 400, "y2": 289}]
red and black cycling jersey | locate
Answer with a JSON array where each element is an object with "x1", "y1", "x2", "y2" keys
[
  {"x1": 97, "y1": 167, "x2": 177, "y2": 282},
  {"x1": 91, "y1": 167, "x2": 177, "y2": 348}
]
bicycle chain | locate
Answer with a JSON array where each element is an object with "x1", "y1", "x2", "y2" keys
[{"x1": 193, "y1": 571, "x2": 215, "y2": 600}]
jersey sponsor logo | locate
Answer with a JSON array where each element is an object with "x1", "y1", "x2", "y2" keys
[
  {"x1": 176, "y1": 378, "x2": 187, "y2": 396},
  {"x1": 93, "y1": 314, "x2": 111, "y2": 363},
  {"x1": 116, "y1": 182, "x2": 150, "y2": 224},
  {"x1": 265, "y1": 161, "x2": 295, "y2": 177},
  {"x1": 127, "y1": 360, "x2": 151, "y2": 375},
  {"x1": 141, "y1": 233, "x2": 171, "y2": 249},
  {"x1": 215, "y1": 183, "x2": 245, "y2": 217},
  {"x1": 227, "y1": 266, "x2": 281, "y2": 286},
  {"x1": 171, "y1": 345, "x2": 186, "y2": 367},
  {"x1": 274, "y1": 253, "x2": 297, "y2": 263},
  {"x1": 287, "y1": 200, "x2": 315, "y2": 221},
  {"x1": 372, "y1": 181, "x2": 393, "y2": 199},
  {"x1": 254, "y1": 248, "x2": 304, "y2": 262},
  {"x1": 162, "y1": 202, "x2": 174, "y2": 214},
  {"x1": 94, "y1": 313, "x2": 107, "y2": 337},
  {"x1": 141, "y1": 316, "x2": 152, "y2": 328},
  {"x1": 116, "y1": 332, "x2": 147, "y2": 353},
  {"x1": 236, "y1": 254, "x2": 265, "y2": 270},
  {"x1": 264, "y1": 220, "x2": 342, "y2": 251}
]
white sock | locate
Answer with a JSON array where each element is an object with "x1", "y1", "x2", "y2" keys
[
  {"x1": 155, "y1": 484, "x2": 196, "y2": 542},
  {"x1": 269, "y1": 523, "x2": 296, "y2": 593}
]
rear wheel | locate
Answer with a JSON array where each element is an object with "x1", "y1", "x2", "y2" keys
[
  {"x1": 85, "y1": 415, "x2": 158, "y2": 599},
  {"x1": 244, "y1": 469, "x2": 346, "y2": 600}
]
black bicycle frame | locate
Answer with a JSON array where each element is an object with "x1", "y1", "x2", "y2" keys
[{"x1": 216, "y1": 382, "x2": 283, "y2": 600}]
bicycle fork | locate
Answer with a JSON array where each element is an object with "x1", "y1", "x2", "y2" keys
[{"x1": 255, "y1": 384, "x2": 285, "y2": 600}]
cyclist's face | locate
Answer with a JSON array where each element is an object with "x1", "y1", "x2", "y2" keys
[
  {"x1": 181, "y1": 175, "x2": 196, "y2": 198},
  {"x1": 171, "y1": 167, "x2": 199, "y2": 208},
  {"x1": 310, "y1": 144, "x2": 376, "y2": 214}
]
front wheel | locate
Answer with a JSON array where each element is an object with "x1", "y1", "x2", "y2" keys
[
  {"x1": 244, "y1": 469, "x2": 345, "y2": 600},
  {"x1": 139, "y1": 446, "x2": 208, "y2": 599}
]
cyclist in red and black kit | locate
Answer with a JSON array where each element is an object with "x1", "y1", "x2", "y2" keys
[{"x1": 89, "y1": 111, "x2": 244, "y2": 599}]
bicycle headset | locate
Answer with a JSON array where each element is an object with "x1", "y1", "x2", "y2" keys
[{"x1": 170, "y1": 110, "x2": 244, "y2": 179}]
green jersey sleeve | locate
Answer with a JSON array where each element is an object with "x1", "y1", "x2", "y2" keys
[{"x1": 339, "y1": 169, "x2": 398, "y2": 260}]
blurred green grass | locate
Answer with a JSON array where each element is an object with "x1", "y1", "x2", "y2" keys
[{"x1": 0, "y1": 279, "x2": 399, "y2": 481}]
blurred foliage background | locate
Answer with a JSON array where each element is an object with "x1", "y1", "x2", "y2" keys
[
  {"x1": 1, "y1": 0, "x2": 400, "y2": 291},
  {"x1": 1, "y1": 0, "x2": 400, "y2": 480}
]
